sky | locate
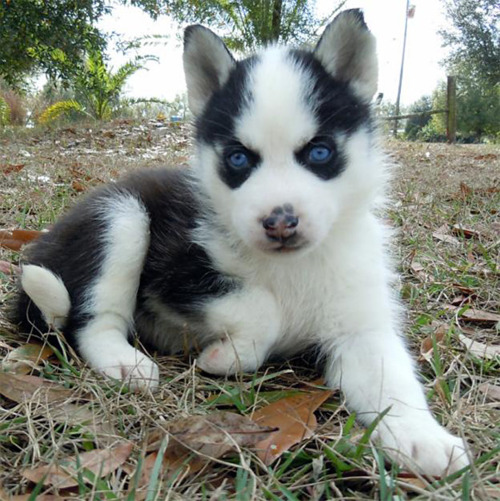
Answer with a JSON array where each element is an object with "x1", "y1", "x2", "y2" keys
[{"x1": 98, "y1": 0, "x2": 451, "y2": 106}]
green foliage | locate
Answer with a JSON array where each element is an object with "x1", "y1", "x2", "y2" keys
[
  {"x1": 0, "y1": 94, "x2": 10, "y2": 126},
  {"x1": 0, "y1": 0, "x2": 108, "y2": 87},
  {"x1": 404, "y1": 96, "x2": 433, "y2": 140},
  {"x1": 430, "y1": 77, "x2": 499, "y2": 142},
  {"x1": 38, "y1": 100, "x2": 85, "y2": 125},
  {"x1": 438, "y1": 0, "x2": 500, "y2": 142},
  {"x1": 0, "y1": 0, "x2": 164, "y2": 87},
  {"x1": 440, "y1": 0, "x2": 499, "y2": 87},
  {"x1": 161, "y1": 0, "x2": 346, "y2": 51},
  {"x1": 74, "y1": 50, "x2": 150, "y2": 120},
  {"x1": 38, "y1": 49, "x2": 150, "y2": 122}
]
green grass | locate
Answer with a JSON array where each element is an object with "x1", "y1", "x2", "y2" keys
[{"x1": 1, "y1": 126, "x2": 499, "y2": 499}]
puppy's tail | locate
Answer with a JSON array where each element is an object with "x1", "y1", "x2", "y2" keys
[{"x1": 20, "y1": 265, "x2": 71, "y2": 330}]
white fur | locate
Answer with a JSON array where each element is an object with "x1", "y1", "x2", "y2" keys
[
  {"x1": 191, "y1": 46, "x2": 468, "y2": 475},
  {"x1": 198, "y1": 287, "x2": 281, "y2": 374},
  {"x1": 76, "y1": 194, "x2": 159, "y2": 390},
  {"x1": 21, "y1": 265, "x2": 70, "y2": 329}
]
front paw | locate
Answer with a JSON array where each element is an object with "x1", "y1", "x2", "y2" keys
[
  {"x1": 375, "y1": 417, "x2": 469, "y2": 476},
  {"x1": 91, "y1": 347, "x2": 160, "y2": 391},
  {"x1": 197, "y1": 340, "x2": 262, "y2": 375}
]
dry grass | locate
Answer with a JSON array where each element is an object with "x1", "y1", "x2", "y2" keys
[{"x1": 0, "y1": 123, "x2": 498, "y2": 500}]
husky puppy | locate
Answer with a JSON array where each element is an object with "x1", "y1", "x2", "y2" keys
[{"x1": 12, "y1": 10, "x2": 468, "y2": 475}]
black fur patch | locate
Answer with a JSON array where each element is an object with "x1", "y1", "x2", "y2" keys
[
  {"x1": 195, "y1": 57, "x2": 262, "y2": 189},
  {"x1": 289, "y1": 49, "x2": 372, "y2": 180},
  {"x1": 11, "y1": 169, "x2": 237, "y2": 350}
]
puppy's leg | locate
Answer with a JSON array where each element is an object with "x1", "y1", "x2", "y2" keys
[
  {"x1": 76, "y1": 194, "x2": 159, "y2": 390},
  {"x1": 322, "y1": 295, "x2": 469, "y2": 476},
  {"x1": 197, "y1": 287, "x2": 280, "y2": 374}
]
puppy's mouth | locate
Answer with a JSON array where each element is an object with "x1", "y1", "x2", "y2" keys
[
  {"x1": 264, "y1": 235, "x2": 308, "y2": 254},
  {"x1": 272, "y1": 243, "x2": 305, "y2": 253}
]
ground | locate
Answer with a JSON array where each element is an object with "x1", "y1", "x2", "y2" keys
[{"x1": 0, "y1": 121, "x2": 498, "y2": 500}]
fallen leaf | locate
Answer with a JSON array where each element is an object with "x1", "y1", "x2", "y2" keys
[
  {"x1": 21, "y1": 442, "x2": 133, "y2": 488},
  {"x1": 9, "y1": 495, "x2": 66, "y2": 501},
  {"x1": 396, "y1": 473, "x2": 430, "y2": 493},
  {"x1": 0, "y1": 260, "x2": 20, "y2": 275},
  {"x1": 451, "y1": 225, "x2": 480, "y2": 240},
  {"x1": 458, "y1": 334, "x2": 500, "y2": 360},
  {"x1": 450, "y1": 294, "x2": 472, "y2": 306},
  {"x1": 1, "y1": 163, "x2": 25, "y2": 174},
  {"x1": 459, "y1": 182, "x2": 472, "y2": 198},
  {"x1": 0, "y1": 229, "x2": 44, "y2": 251},
  {"x1": 473, "y1": 153, "x2": 498, "y2": 161},
  {"x1": 446, "y1": 305, "x2": 500, "y2": 324},
  {"x1": 432, "y1": 231, "x2": 460, "y2": 246},
  {"x1": 477, "y1": 383, "x2": 500, "y2": 402},
  {"x1": 419, "y1": 323, "x2": 447, "y2": 363},
  {"x1": 0, "y1": 373, "x2": 73, "y2": 403},
  {"x1": 252, "y1": 387, "x2": 333, "y2": 465},
  {"x1": 410, "y1": 261, "x2": 424, "y2": 273},
  {"x1": 482, "y1": 487, "x2": 500, "y2": 499},
  {"x1": 138, "y1": 412, "x2": 274, "y2": 489},
  {"x1": 71, "y1": 180, "x2": 86, "y2": 192},
  {"x1": 2, "y1": 343, "x2": 54, "y2": 374}
]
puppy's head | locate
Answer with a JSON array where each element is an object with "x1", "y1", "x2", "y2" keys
[{"x1": 184, "y1": 10, "x2": 382, "y2": 256}]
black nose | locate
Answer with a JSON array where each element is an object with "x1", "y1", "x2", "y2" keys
[{"x1": 262, "y1": 205, "x2": 299, "y2": 241}]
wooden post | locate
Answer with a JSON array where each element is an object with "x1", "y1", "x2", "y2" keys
[{"x1": 447, "y1": 76, "x2": 457, "y2": 144}]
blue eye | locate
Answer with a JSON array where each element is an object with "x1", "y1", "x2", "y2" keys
[
  {"x1": 308, "y1": 144, "x2": 333, "y2": 163},
  {"x1": 227, "y1": 151, "x2": 250, "y2": 169}
]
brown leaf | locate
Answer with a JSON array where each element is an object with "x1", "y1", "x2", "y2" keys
[
  {"x1": 1, "y1": 163, "x2": 25, "y2": 174},
  {"x1": 450, "y1": 294, "x2": 472, "y2": 306},
  {"x1": 446, "y1": 305, "x2": 500, "y2": 324},
  {"x1": 458, "y1": 334, "x2": 500, "y2": 360},
  {"x1": 451, "y1": 225, "x2": 480, "y2": 240},
  {"x1": 138, "y1": 412, "x2": 274, "y2": 488},
  {"x1": 460, "y1": 182, "x2": 472, "y2": 198},
  {"x1": 477, "y1": 383, "x2": 500, "y2": 402},
  {"x1": 432, "y1": 231, "x2": 460, "y2": 246},
  {"x1": 419, "y1": 323, "x2": 447, "y2": 363},
  {"x1": 0, "y1": 260, "x2": 20, "y2": 275},
  {"x1": 252, "y1": 387, "x2": 333, "y2": 465},
  {"x1": 21, "y1": 442, "x2": 133, "y2": 489},
  {"x1": 396, "y1": 473, "x2": 430, "y2": 493},
  {"x1": 0, "y1": 229, "x2": 44, "y2": 251},
  {"x1": 71, "y1": 180, "x2": 86, "y2": 192},
  {"x1": 9, "y1": 495, "x2": 67, "y2": 501},
  {"x1": 0, "y1": 373, "x2": 73, "y2": 403},
  {"x1": 2, "y1": 343, "x2": 54, "y2": 375}
]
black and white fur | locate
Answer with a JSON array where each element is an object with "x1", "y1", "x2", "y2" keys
[{"x1": 13, "y1": 10, "x2": 468, "y2": 476}]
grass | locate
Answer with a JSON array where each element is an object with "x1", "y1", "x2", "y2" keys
[{"x1": 1, "y1": 122, "x2": 499, "y2": 499}]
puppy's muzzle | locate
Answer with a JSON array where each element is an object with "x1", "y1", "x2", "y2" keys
[{"x1": 262, "y1": 204, "x2": 299, "y2": 243}]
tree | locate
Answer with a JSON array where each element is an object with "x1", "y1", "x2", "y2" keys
[
  {"x1": 438, "y1": 0, "x2": 499, "y2": 140},
  {"x1": 1, "y1": 0, "x2": 344, "y2": 87},
  {"x1": 161, "y1": 0, "x2": 346, "y2": 51},
  {"x1": 404, "y1": 96, "x2": 432, "y2": 140},
  {"x1": 0, "y1": 0, "x2": 162, "y2": 87},
  {"x1": 426, "y1": 77, "x2": 499, "y2": 142},
  {"x1": 440, "y1": 0, "x2": 499, "y2": 87},
  {"x1": 39, "y1": 49, "x2": 151, "y2": 122},
  {"x1": 0, "y1": 0, "x2": 107, "y2": 86}
]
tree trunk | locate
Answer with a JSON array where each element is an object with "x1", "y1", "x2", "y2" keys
[{"x1": 271, "y1": 0, "x2": 283, "y2": 43}]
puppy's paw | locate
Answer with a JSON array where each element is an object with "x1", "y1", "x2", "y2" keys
[
  {"x1": 376, "y1": 417, "x2": 469, "y2": 476},
  {"x1": 91, "y1": 347, "x2": 160, "y2": 391},
  {"x1": 197, "y1": 340, "x2": 262, "y2": 375}
]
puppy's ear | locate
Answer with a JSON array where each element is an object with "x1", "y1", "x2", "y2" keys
[
  {"x1": 183, "y1": 25, "x2": 236, "y2": 116},
  {"x1": 314, "y1": 9, "x2": 378, "y2": 102}
]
